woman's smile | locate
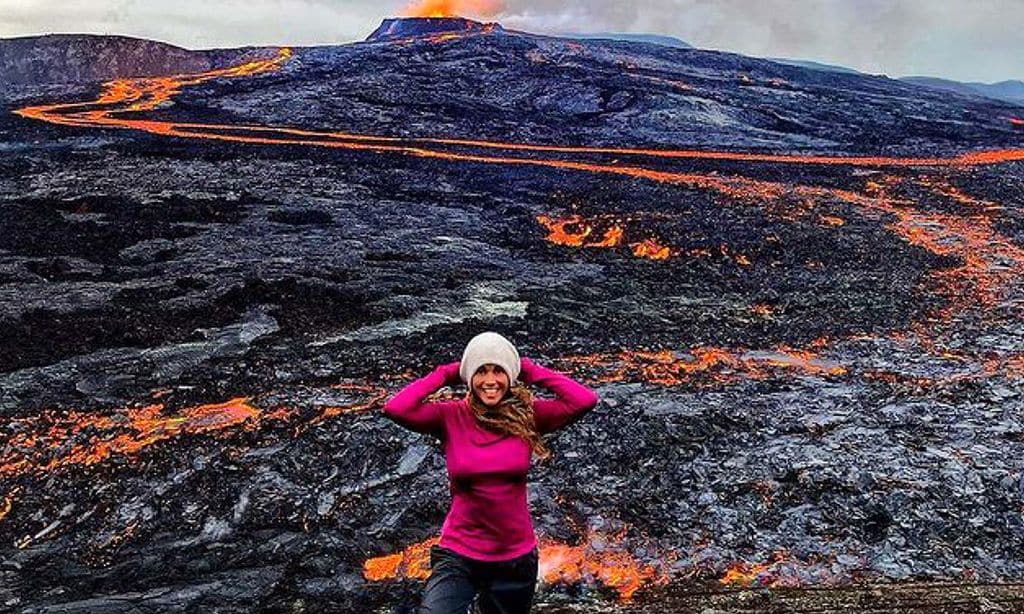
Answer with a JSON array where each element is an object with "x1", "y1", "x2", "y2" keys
[
  {"x1": 479, "y1": 386, "x2": 503, "y2": 402},
  {"x1": 472, "y1": 364, "x2": 509, "y2": 406}
]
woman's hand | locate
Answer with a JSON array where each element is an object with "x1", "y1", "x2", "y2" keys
[
  {"x1": 518, "y1": 356, "x2": 538, "y2": 385},
  {"x1": 439, "y1": 361, "x2": 462, "y2": 386},
  {"x1": 520, "y1": 356, "x2": 600, "y2": 433}
]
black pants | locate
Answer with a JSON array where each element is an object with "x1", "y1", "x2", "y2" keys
[{"x1": 418, "y1": 544, "x2": 539, "y2": 614}]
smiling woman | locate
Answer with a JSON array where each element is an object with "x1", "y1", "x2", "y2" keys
[{"x1": 381, "y1": 331, "x2": 600, "y2": 613}]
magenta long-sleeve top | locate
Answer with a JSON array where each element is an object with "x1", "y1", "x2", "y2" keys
[{"x1": 382, "y1": 357, "x2": 599, "y2": 562}]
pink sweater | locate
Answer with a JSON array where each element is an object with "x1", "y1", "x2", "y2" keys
[{"x1": 382, "y1": 356, "x2": 599, "y2": 562}]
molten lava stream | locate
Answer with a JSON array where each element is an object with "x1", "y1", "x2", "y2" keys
[
  {"x1": 14, "y1": 46, "x2": 1024, "y2": 172},
  {"x1": 718, "y1": 550, "x2": 851, "y2": 588},
  {"x1": 14, "y1": 44, "x2": 1024, "y2": 393},
  {"x1": 864, "y1": 175, "x2": 1024, "y2": 335},
  {"x1": 14, "y1": 43, "x2": 1024, "y2": 313},
  {"x1": 0, "y1": 383, "x2": 388, "y2": 480},
  {"x1": 364, "y1": 528, "x2": 671, "y2": 602},
  {"x1": 127, "y1": 119, "x2": 1024, "y2": 168},
  {"x1": 0, "y1": 398, "x2": 261, "y2": 479},
  {"x1": 555, "y1": 347, "x2": 846, "y2": 388}
]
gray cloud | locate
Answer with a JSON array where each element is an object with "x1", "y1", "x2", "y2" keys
[
  {"x1": 497, "y1": 0, "x2": 1023, "y2": 82},
  {"x1": 0, "y1": 0, "x2": 386, "y2": 48},
  {"x1": 1, "y1": 0, "x2": 1021, "y2": 82}
]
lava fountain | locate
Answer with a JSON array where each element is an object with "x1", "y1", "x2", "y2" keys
[{"x1": 401, "y1": 0, "x2": 505, "y2": 18}]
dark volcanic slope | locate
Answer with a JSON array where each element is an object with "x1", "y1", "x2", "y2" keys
[
  {"x1": 199, "y1": 30, "x2": 1024, "y2": 155},
  {"x1": 0, "y1": 34, "x2": 256, "y2": 86},
  {"x1": 1, "y1": 22, "x2": 1024, "y2": 613}
]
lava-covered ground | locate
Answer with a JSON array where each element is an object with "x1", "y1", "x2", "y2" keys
[{"x1": 2, "y1": 19, "x2": 1024, "y2": 613}]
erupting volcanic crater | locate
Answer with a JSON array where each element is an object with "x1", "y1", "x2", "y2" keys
[
  {"x1": 1, "y1": 11, "x2": 1024, "y2": 614},
  {"x1": 366, "y1": 16, "x2": 504, "y2": 42}
]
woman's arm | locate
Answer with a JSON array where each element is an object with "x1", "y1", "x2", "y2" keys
[
  {"x1": 382, "y1": 361, "x2": 461, "y2": 436},
  {"x1": 521, "y1": 357, "x2": 600, "y2": 434}
]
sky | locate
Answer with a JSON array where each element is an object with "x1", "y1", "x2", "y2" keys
[{"x1": 1, "y1": 0, "x2": 1022, "y2": 83}]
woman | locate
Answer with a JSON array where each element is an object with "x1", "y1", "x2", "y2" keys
[{"x1": 382, "y1": 331, "x2": 600, "y2": 614}]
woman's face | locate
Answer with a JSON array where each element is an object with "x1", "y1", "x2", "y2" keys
[{"x1": 471, "y1": 363, "x2": 510, "y2": 407}]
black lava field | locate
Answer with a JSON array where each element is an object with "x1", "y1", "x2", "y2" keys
[{"x1": 1, "y1": 18, "x2": 1024, "y2": 613}]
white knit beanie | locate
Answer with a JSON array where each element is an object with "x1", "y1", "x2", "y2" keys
[{"x1": 459, "y1": 331, "x2": 521, "y2": 385}]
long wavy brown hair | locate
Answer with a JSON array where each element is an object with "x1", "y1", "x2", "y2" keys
[{"x1": 466, "y1": 384, "x2": 551, "y2": 461}]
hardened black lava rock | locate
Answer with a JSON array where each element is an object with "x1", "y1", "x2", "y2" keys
[{"x1": 1, "y1": 18, "x2": 1024, "y2": 613}]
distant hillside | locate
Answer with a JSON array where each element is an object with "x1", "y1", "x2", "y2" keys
[
  {"x1": 559, "y1": 32, "x2": 692, "y2": 49},
  {"x1": 901, "y1": 76, "x2": 1024, "y2": 105},
  {"x1": 762, "y1": 57, "x2": 1024, "y2": 106},
  {"x1": 766, "y1": 57, "x2": 864, "y2": 76},
  {"x1": 0, "y1": 34, "x2": 253, "y2": 85}
]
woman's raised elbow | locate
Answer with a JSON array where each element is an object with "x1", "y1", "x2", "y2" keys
[{"x1": 381, "y1": 398, "x2": 402, "y2": 419}]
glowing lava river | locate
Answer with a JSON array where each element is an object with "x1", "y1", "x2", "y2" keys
[
  {"x1": 14, "y1": 47, "x2": 1024, "y2": 170},
  {"x1": 4, "y1": 29, "x2": 1024, "y2": 612}
]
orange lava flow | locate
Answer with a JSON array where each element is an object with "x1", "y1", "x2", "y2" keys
[
  {"x1": 364, "y1": 529, "x2": 670, "y2": 602},
  {"x1": 537, "y1": 213, "x2": 607, "y2": 247},
  {"x1": 351, "y1": 131, "x2": 1024, "y2": 168},
  {"x1": 536, "y1": 214, "x2": 757, "y2": 263},
  {"x1": 631, "y1": 238, "x2": 672, "y2": 260},
  {"x1": 1011, "y1": 117, "x2": 1024, "y2": 126},
  {"x1": 720, "y1": 560, "x2": 774, "y2": 586},
  {"x1": 15, "y1": 48, "x2": 293, "y2": 129},
  {"x1": 10, "y1": 47, "x2": 1024, "y2": 343},
  {"x1": 860, "y1": 348, "x2": 1024, "y2": 392},
  {"x1": 0, "y1": 382, "x2": 394, "y2": 482},
  {"x1": 771, "y1": 172, "x2": 1024, "y2": 344},
  {"x1": 364, "y1": 536, "x2": 439, "y2": 581},
  {"x1": 12, "y1": 44, "x2": 1024, "y2": 395},
  {"x1": 864, "y1": 176, "x2": 1024, "y2": 323},
  {"x1": 917, "y1": 175, "x2": 1004, "y2": 213},
  {"x1": 14, "y1": 47, "x2": 1024, "y2": 182},
  {"x1": 719, "y1": 551, "x2": 845, "y2": 588},
  {"x1": 558, "y1": 347, "x2": 846, "y2": 388},
  {"x1": 0, "y1": 398, "x2": 266, "y2": 478},
  {"x1": 537, "y1": 530, "x2": 670, "y2": 601},
  {"x1": 539, "y1": 213, "x2": 676, "y2": 258},
  {"x1": 642, "y1": 75, "x2": 693, "y2": 92},
  {"x1": 15, "y1": 43, "x2": 1024, "y2": 321}
]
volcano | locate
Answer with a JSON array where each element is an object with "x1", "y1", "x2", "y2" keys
[{"x1": 365, "y1": 16, "x2": 504, "y2": 42}]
